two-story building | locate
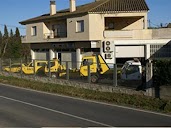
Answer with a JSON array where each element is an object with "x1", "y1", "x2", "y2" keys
[{"x1": 20, "y1": 0, "x2": 171, "y2": 68}]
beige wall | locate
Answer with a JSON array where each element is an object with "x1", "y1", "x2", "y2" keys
[
  {"x1": 23, "y1": 12, "x2": 148, "y2": 43},
  {"x1": 103, "y1": 28, "x2": 171, "y2": 40},
  {"x1": 89, "y1": 14, "x2": 104, "y2": 40},
  {"x1": 103, "y1": 12, "x2": 148, "y2": 29},
  {"x1": 26, "y1": 22, "x2": 44, "y2": 43},
  {"x1": 88, "y1": 12, "x2": 148, "y2": 41},
  {"x1": 67, "y1": 15, "x2": 89, "y2": 41},
  {"x1": 105, "y1": 17, "x2": 144, "y2": 30},
  {"x1": 43, "y1": 23, "x2": 51, "y2": 36}
]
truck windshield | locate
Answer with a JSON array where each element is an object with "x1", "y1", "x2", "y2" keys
[
  {"x1": 82, "y1": 59, "x2": 93, "y2": 66},
  {"x1": 122, "y1": 62, "x2": 129, "y2": 69},
  {"x1": 47, "y1": 62, "x2": 55, "y2": 67}
]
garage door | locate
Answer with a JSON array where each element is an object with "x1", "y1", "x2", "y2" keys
[
  {"x1": 58, "y1": 52, "x2": 76, "y2": 69},
  {"x1": 116, "y1": 46, "x2": 145, "y2": 58},
  {"x1": 35, "y1": 52, "x2": 49, "y2": 60}
]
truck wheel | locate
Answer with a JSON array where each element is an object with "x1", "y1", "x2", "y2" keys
[{"x1": 91, "y1": 75, "x2": 98, "y2": 83}]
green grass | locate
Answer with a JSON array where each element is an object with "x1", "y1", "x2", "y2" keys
[{"x1": 0, "y1": 75, "x2": 171, "y2": 114}]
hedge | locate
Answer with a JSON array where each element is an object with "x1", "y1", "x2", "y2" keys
[{"x1": 153, "y1": 59, "x2": 171, "y2": 87}]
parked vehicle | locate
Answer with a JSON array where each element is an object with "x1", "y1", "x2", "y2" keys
[
  {"x1": 121, "y1": 59, "x2": 142, "y2": 80},
  {"x1": 3, "y1": 63, "x2": 26, "y2": 73},
  {"x1": 22, "y1": 60, "x2": 47, "y2": 75},
  {"x1": 79, "y1": 54, "x2": 143, "y2": 83},
  {"x1": 44, "y1": 58, "x2": 66, "y2": 77},
  {"x1": 80, "y1": 54, "x2": 110, "y2": 83}
]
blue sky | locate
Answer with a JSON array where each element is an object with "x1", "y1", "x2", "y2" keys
[{"x1": 0, "y1": 0, "x2": 170, "y2": 35}]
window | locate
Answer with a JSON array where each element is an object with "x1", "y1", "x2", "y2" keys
[
  {"x1": 52, "y1": 24, "x2": 67, "y2": 38},
  {"x1": 37, "y1": 62, "x2": 46, "y2": 67},
  {"x1": 126, "y1": 65, "x2": 139, "y2": 75},
  {"x1": 76, "y1": 20, "x2": 84, "y2": 32},
  {"x1": 82, "y1": 59, "x2": 93, "y2": 66},
  {"x1": 31, "y1": 26, "x2": 37, "y2": 36}
]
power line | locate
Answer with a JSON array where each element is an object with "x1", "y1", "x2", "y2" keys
[
  {"x1": 0, "y1": 24, "x2": 26, "y2": 30},
  {"x1": 148, "y1": 20, "x2": 160, "y2": 28}
]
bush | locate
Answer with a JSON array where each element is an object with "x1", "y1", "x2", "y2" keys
[
  {"x1": 153, "y1": 59, "x2": 171, "y2": 86},
  {"x1": 164, "y1": 101, "x2": 171, "y2": 112}
]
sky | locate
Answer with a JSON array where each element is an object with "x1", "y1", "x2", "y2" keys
[{"x1": 0, "y1": 0, "x2": 171, "y2": 35}]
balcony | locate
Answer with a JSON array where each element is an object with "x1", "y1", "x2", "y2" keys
[
  {"x1": 44, "y1": 32, "x2": 67, "y2": 40},
  {"x1": 104, "y1": 28, "x2": 171, "y2": 40}
]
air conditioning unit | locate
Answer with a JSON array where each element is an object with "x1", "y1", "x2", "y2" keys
[
  {"x1": 103, "y1": 41, "x2": 113, "y2": 53},
  {"x1": 105, "y1": 53, "x2": 113, "y2": 59}
]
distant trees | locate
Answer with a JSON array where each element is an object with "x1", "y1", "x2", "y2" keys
[{"x1": 0, "y1": 25, "x2": 30, "y2": 59}]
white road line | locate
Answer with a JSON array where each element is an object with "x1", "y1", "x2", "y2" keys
[
  {"x1": 0, "y1": 95, "x2": 112, "y2": 127},
  {"x1": 1, "y1": 83, "x2": 171, "y2": 118}
]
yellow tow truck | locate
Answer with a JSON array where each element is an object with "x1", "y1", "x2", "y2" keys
[
  {"x1": 22, "y1": 60, "x2": 47, "y2": 75},
  {"x1": 3, "y1": 63, "x2": 26, "y2": 73},
  {"x1": 22, "y1": 59, "x2": 66, "y2": 77},
  {"x1": 44, "y1": 58, "x2": 66, "y2": 77},
  {"x1": 80, "y1": 54, "x2": 110, "y2": 83},
  {"x1": 3, "y1": 59, "x2": 66, "y2": 77}
]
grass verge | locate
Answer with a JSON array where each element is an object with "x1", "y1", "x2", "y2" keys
[{"x1": 0, "y1": 75, "x2": 171, "y2": 114}]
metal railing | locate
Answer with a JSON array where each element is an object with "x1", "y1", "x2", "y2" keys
[{"x1": 44, "y1": 32, "x2": 67, "y2": 39}]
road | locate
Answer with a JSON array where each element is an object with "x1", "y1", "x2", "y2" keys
[{"x1": 0, "y1": 83, "x2": 171, "y2": 127}]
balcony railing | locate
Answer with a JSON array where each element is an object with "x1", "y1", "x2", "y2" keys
[
  {"x1": 104, "y1": 30, "x2": 133, "y2": 39},
  {"x1": 104, "y1": 28, "x2": 171, "y2": 40},
  {"x1": 44, "y1": 32, "x2": 67, "y2": 39}
]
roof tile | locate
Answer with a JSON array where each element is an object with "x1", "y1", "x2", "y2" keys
[{"x1": 20, "y1": 0, "x2": 149, "y2": 25}]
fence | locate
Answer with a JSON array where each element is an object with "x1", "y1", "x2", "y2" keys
[
  {"x1": 1, "y1": 58, "x2": 171, "y2": 100},
  {"x1": 0, "y1": 58, "x2": 145, "y2": 90}
]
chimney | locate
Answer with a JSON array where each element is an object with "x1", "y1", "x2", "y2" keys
[
  {"x1": 50, "y1": 0, "x2": 56, "y2": 15},
  {"x1": 70, "y1": 0, "x2": 76, "y2": 12}
]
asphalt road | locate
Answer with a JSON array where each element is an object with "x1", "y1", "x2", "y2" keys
[{"x1": 0, "y1": 84, "x2": 171, "y2": 127}]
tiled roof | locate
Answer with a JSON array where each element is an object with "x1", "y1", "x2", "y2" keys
[
  {"x1": 20, "y1": 0, "x2": 149, "y2": 25},
  {"x1": 89, "y1": 0, "x2": 149, "y2": 13}
]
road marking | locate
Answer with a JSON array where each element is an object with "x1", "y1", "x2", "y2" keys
[
  {"x1": 0, "y1": 95, "x2": 112, "y2": 127},
  {"x1": 1, "y1": 83, "x2": 171, "y2": 118}
]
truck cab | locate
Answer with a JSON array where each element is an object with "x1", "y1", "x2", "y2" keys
[
  {"x1": 44, "y1": 59, "x2": 66, "y2": 77},
  {"x1": 22, "y1": 60, "x2": 47, "y2": 74},
  {"x1": 80, "y1": 55, "x2": 109, "y2": 83},
  {"x1": 121, "y1": 59, "x2": 142, "y2": 80}
]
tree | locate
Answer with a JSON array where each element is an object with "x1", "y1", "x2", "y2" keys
[
  {"x1": 5, "y1": 29, "x2": 14, "y2": 58},
  {"x1": 0, "y1": 31, "x2": 2, "y2": 56},
  {"x1": 0, "y1": 26, "x2": 30, "y2": 59},
  {"x1": 12, "y1": 27, "x2": 22, "y2": 58},
  {"x1": 1, "y1": 25, "x2": 9, "y2": 58}
]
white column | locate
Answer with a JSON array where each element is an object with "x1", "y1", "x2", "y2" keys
[
  {"x1": 56, "y1": 52, "x2": 58, "y2": 59},
  {"x1": 145, "y1": 44, "x2": 150, "y2": 60},
  {"x1": 76, "y1": 48, "x2": 82, "y2": 69},
  {"x1": 144, "y1": 13, "x2": 148, "y2": 29},
  {"x1": 49, "y1": 49, "x2": 55, "y2": 60},
  {"x1": 31, "y1": 49, "x2": 35, "y2": 60}
]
